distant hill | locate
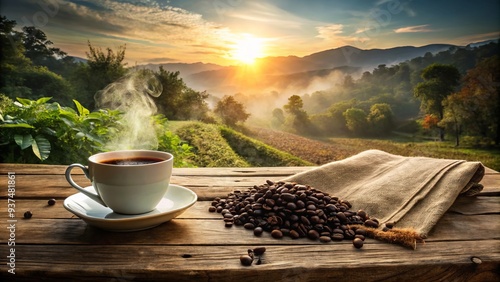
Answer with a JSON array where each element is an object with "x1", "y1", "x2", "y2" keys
[
  {"x1": 135, "y1": 62, "x2": 223, "y2": 76},
  {"x1": 68, "y1": 56, "x2": 87, "y2": 63},
  {"x1": 301, "y1": 44, "x2": 455, "y2": 71},
  {"x1": 137, "y1": 41, "x2": 499, "y2": 98}
]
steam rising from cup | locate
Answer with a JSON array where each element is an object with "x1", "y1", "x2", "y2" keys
[{"x1": 95, "y1": 70, "x2": 163, "y2": 151}]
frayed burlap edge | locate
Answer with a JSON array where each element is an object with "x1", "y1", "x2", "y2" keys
[{"x1": 352, "y1": 225, "x2": 425, "y2": 250}]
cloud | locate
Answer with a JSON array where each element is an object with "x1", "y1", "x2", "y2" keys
[
  {"x1": 394, "y1": 24, "x2": 433, "y2": 33},
  {"x1": 315, "y1": 24, "x2": 370, "y2": 46},
  {"x1": 144, "y1": 57, "x2": 177, "y2": 63},
  {"x1": 316, "y1": 24, "x2": 344, "y2": 39}
]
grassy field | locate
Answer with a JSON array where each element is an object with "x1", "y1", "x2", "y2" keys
[
  {"x1": 247, "y1": 127, "x2": 500, "y2": 171},
  {"x1": 170, "y1": 121, "x2": 312, "y2": 167},
  {"x1": 169, "y1": 121, "x2": 499, "y2": 170}
]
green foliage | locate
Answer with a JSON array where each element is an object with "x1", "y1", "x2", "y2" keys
[
  {"x1": 414, "y1": 64, "x2": 461, "y2": 119},
  {"x1": 283, "y1": 95, "x2": 313, "y2": 134},
  {"x1": 0, "y1": 95, "x2": 194, "y2": 166},
  {"x1": 442, "y1": 55, "x2": 500, "y2": 145},
  {"x1": 175, "y1": 122, "x2": 250, "y2": 167},
  {"x1": 214, "y1": 95, "x2": 250, "y2": 126},
  {"x1": 343, "y1": 107, "x2": 368, "y2": 135},
  {"x1": 367, "y1": 103, "x2": 394, "y2": 136},
  {"x1": 22, "y1": 26, "x2": 66, "y2": 65},
  {"x1": 220, "y1": 126, "x2": 312, "y2": 166},
  {"x1": 154, "y1": 68, "x2": 210, "y2": 120},
  {"x1": 70, "y1": 42, "x2": 128, "y2": 110},
  {"x1": 0, "y1": 96, "x2": 122, "y2": 163},
  {"x1": 153, "y1": 115, "x2": 195, "y2": 167}
]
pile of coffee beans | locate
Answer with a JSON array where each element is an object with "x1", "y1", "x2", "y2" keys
[{"x1": 209, "y1": 180, "x2": 380, "y2": 248}]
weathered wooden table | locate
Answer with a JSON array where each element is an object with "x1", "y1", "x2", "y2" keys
[{"x1": 1, "y1": 163, "x2": 499, "y2": 281}]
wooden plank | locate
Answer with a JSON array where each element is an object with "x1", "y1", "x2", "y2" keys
[
  {"x1": 449, "y1": 196, "x2": 500, "y2": 215},
  {"x1": 3, "y1": 241, "x2": 499, "y2": 282},
  {"x1": 1, "y1": 173, "x2": 498, "y2": 200},
  {"x1": 1, "y1": 213, "x2": 498, "y2": 245},
  {"x1": 0, "y1": 163, "x2": 313, "y2": 176},
  {"x1": 2, "y1": 196, "x2": 498, "y2": 221}
]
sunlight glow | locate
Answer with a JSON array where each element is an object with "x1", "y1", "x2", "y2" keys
[{"x1": 230, "y1": 34, "x2": 264, "y2": 65}]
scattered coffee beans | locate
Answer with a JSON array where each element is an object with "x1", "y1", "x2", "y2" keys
[
  {"x1": 24, "y1": 211, "x2": 33, "y2": 219},
  {"x1": 239, "y1": 247, "x2": 267, "y2": 266},
  {"x1": 48, "y1": 199, "x2": 56, "y2": 206},
  {"x1": 209, "y1": 180, "x2": 380, "y2": 249}
]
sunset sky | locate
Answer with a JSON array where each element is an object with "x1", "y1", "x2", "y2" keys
[{"x1": 2, "y1": 0, "x2": 499, "y2": 66}]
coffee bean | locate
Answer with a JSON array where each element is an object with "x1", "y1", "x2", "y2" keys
[
  {"x1": 48, "y1": 199, "x2": 56, "y2": 206},
  {"x1": 353, "y1": 238, "x2": 364, "y2": 249},
  {"x1": 271, "y1": 229, "x2": 283, "y2": 239},
  {"x1": 354, "y1": 234, "x2": 365, "y2": 241},
  {"x1": 240, "y1": 255, "x2": 253, "y2": 266},
  {"x1": 289, "y1": 229, "x2": 300, "y2": 239},
  {"x1": 24, "y1": 211, "x2": 33, "y2": 219},
  {"x1": 253, "y1": 247, "x2": 266, "y2": 256},
  {"x1": 357, "y1": 209, "x2": 367, "y2": 220},
  {"x1": 307, "y1": 230, "x2": 320, "y2": 240},
  {"x1": 364, "y1": 219, "x2": 379, "y2": 228},
  {"x1": 355, "y1": 229, "x2": 367, "y2": 236},
  {"x1": 332, "y1": 233, "x2": 344, "y2": 241},
  {"x1": 281, "y1": 193, "x2": 295, "y2": 202},
  {"x1": 254, "y1": 227, "x2": 263, "y2": 236},
  {"x1": 319, "y1": 236, "x2": 331, "y2": 243},
  {"x1": 244, "y1": 222, "x2": 255, "y2": 229}
]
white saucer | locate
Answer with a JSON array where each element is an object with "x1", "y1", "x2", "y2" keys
[{"x1": 63, "y1": 184, "x2": 197, "y2": 232}]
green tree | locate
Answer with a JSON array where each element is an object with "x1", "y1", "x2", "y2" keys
[
  {"x1": 1, "y1": 16, "x2": 30, "y2": 95},
  {"x1": 214, "y1": 95, "x2": 250, "y2": 127},
  {"x1": 443, "y1": 55, "x2": 500, "y2": 145},
  {"x1": 154, "y1": 67, "x2": 209, "y2": 120},
  {"x1": 271, "y1": 108, "x2": 285, "y2": 129},
  {"x1": 72, "y1": 42, "x2": 128, "y2": 109},
  {"x1": 367, "y1": 103, "x2": 394, "y2": 136},
  {"x1": 343, "y1": 107, "x2": 367, "y2": 135},
  {"x1": 284, "y1": 95, "x2": 312, "y2": 134},
  {"x1": 414, "y1": 63, "x2": 460, "y2": 140},
  {"x1": 22, "y1": 26, "x2": 66, "y2": 65},
  {"x1": 0, "y1": 17, "x2": 74, "y2": 105},
  {"x1": 284, "y1": 95, "x2": 304, "y2": 114}
]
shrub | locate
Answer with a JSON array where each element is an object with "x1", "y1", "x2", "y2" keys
[
  {"x1": 220, "y1": 126, "x2": 313, "y2": 166},
  {"x1": 175, "y1": 122, "x2": 250, "y2": 167},
  {"x1": 0, "y1": 95, "x2": 193, "y2": 166}
]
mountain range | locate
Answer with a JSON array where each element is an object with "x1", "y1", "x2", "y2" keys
[{"x1": 136, "y1": 39, "x2": 497, "y2": 97}]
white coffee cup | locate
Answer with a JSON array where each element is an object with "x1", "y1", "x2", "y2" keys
[{"x1": 65, "y1": 150, "x2": 173, "y2": 214}]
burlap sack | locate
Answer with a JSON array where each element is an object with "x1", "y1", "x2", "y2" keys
[{"x1": 283, "y1": 149, "x2": 485, "y2": 247}]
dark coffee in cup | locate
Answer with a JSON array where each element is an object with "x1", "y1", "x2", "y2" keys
[{"x1": 101, "y1": 157, "x2": 164, "y2": 166}]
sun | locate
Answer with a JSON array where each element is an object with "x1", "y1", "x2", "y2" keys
[{"x1": 231, "y1": 34, "x2": 263, "y2": 65}]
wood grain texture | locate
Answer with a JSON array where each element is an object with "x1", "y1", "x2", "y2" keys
[
  {"x1": 3, "y1": 242, "x2": 499, "y2": 282},
  {"x1": 0, "y1": 163, "x2": 498, "y2": 281}
]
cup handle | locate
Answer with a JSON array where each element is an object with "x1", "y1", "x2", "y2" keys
[{"x1": 65, "y1": 164, "x2": 107, "y2": 207}]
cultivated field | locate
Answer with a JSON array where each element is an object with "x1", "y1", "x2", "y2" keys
[{"x1": 247, "y1": 127, "x2": 500, "y2": 171}]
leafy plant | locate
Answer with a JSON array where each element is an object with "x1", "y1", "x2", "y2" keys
[
  {"x1": 0, "y1": 95, "x2": 194, "y2": 166},
  {"x1": 1, "y1": 96, "x2": 55, "y2": 161},
  {"x1": 0, "y1": 95, "x2": 122, "y2": 163}
]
